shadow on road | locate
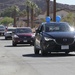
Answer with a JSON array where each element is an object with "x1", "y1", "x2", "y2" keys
[
  {"x1": 0, "y1": 38, "x2": 12, "y2": 40},
  {"x1": 0, "y1": 35, "x2": 4, "y2": 37},
  {"x1": 4, "y1": 44, "x2": 33, "y2": 47},
  {"x1": 22, "y1": 53, "x2": 75, "y2": 58}
]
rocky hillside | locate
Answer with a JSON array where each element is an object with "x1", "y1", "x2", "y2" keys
[{"x1": 0, "y1": 0, "x2": 75, "y2": 12}]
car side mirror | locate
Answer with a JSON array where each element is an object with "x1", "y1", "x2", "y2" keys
[{"x1": 36, "y1": 29, "x2": 40, "y2": 33}]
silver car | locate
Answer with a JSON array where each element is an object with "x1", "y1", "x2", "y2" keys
[
  {"x1": 0, "y1": 25, "x2": 5, "y2": 35},
  {"x1": 4, "y1": 27, "x2": 16, "y2": 40}
]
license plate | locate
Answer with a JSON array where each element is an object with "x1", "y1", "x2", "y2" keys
[
  {"x1": 24, "y1": 40, "x2": 27, "y2": 42},
  {"x1": 61, "y1": 45, "x2": 69, "y2": 49}
]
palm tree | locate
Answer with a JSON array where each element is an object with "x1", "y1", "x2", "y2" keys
[
  {"x1": 25, "y1": 0, "x2": 40, "y2": 28},
  {"x1": 30, "y1": 2, "x2": 39, "y2": 28},
  {"x1": 19, "y1": 10, "x2": 26, "y2": 17},
  {"x1": 26, "y1": 0, "x2": 31, "y2": 27},
  {"x1": 34, "y1": 8, "x2": 42, "y2": 17},
  {"x1": 12, "y1": 5, "x2": 19, "y2": 27}
]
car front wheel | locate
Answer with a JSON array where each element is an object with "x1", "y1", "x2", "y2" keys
[
  {"x1": 41, "y1": 50, "x2": 48, "y2": 56},
  {"x1": 40, "y1": 41, "x2": 48, "y2": 56},
  {"x1": 34, "y1": 42, "x2": 39, "y2": 54},
  {"x1": 12, "y1": 41, "x2": 17, "y2": 46},
  {"x1": 30, "y1": 42, "x2": 34, "y2": 46},
  {"x1": 65, "y1": 52, "x2": 69, "y2": 55},
  {"x1": 5, "y1": 37, "x2": 7, "y2": 40}
]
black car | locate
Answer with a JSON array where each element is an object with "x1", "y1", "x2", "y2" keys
[
  {"x1": 34, "y1": 22, "x2": 75, "y2": 56},
  {"x1": 12, "y1": 27, "x2": 35, "y2": 46}
]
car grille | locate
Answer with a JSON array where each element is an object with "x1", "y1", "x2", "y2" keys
[
  {"x1": 19, "y1": 35, "x2": 31, "y2": 40},
  {"x1": 9, "y1": 33, "x2": 12, "y2": 34},
  {"x1": 55, "y1": 38, "x2": 74, "y2": 45}
]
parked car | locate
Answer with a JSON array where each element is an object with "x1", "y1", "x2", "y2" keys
[
  {"x1": 34, "y1": 22, "x2": 75, "y2": 56},
  {"x1": 4, "y1": 27, "x2": 16, "y2": 40},
  {"x1": 0, "y1": 25, "x2": 5, "y2": 35},
  {"x1": 12, "y1": 27, "x2": 35, "y2": 46}
]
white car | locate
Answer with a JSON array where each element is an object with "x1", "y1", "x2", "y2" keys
[{"x1": 4, "y1": 27, "x2": 16, "y2": 40}]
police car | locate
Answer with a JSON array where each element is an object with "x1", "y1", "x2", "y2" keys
[{"x1": 34, "y1": 16, "x2": 75, "y2": 56}]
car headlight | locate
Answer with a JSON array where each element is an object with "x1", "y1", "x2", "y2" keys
[
  {"x1": 44, "y1": 37, "x2": 55, "y2": 41},
  {"x1": 74, "y1": 36, "x2": 75, "y2": 41},
  {"x1": 31, "y1": 34, "x2": 35, "y2": 38},
  {"x1": 14, "y1": 35, "x2": 19, "y2": 38}
]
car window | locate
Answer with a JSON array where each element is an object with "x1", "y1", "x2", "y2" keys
[
  {"x1": 37, "y1": 25, "x2": 42, "y2": 31},
  {"x1": 45, "y1": 23, "x2": 70, "y2": 32},
  {"x1": 8, "y1": 29, "x2": 15, "y2": 31},
  {"x1": 37, "y1": 24, "x2": 44, "y2": 32},
  {"x1": 0, "y1": 26, "x2": 5, "y2": 29},
  {"x1": 16, "y1": 28, "x2": 32, "y2": 33},
  {"x1": 40, "y1": 25, "x2": 44, "y2": 32}
]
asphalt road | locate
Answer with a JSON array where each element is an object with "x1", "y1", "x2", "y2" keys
[{"x1": 0, "y1": 36, "x2": 75, "y2": 75}]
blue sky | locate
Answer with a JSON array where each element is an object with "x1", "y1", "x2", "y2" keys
[{"x1": 51, "y1": 0, "x2": 75, "y2": 5}]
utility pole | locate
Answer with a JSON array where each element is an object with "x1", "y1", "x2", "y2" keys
[
  {"x1": 46, "y1": 0, "x2": 50, "y2": 16},
  {"x1": 53, "y1": 0, "x2": 56, "y2": 22}
]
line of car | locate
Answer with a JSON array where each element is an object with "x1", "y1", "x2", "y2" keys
[
  {"x1": 0, "y1": 25, "x2": 6, "y2": 35},
  {"x1": 1, "y1": 21, "x2": 75, "y2": 56},
  {"x1": 4, "y1": 26, "x2": 35, "y2": 46}
]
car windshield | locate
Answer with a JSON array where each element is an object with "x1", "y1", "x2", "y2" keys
[
  {"x1": 0, "y1": 26, "x2": 5, "y2": 29},
  {"x1": 8, "y1": 29, "x2": 15, "y2": 31},
  {"x1": 45, "y1": 23, "x2": 71, "y2": 32},
  {"x1": 16, "y1": 28, "x2": 32, "y2": 33}
]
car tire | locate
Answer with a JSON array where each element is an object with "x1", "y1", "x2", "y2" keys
[
  {"x1": 34, "y1": 42, "x2": 39, "y2": 54},
  {"x1": 65, "y1": 52, "x2": 69, "y2": 55},
  {"x1": 5, "y1": 37, "x2": 7, "y2": 40},
  {"x1": 41, "y1": 50, "x2": 48, "y2": 56},
  {"x1": 40, "y1": 41, "x2": 48, "y2": 56},
  {"x1": 3, "y1": 33, "x2": 4, "y2": 36},
  {"x1": 12, "y1": 41, "x2": 17, "y2": 46},
  {"x1": 30, "y1": 42, "x2": 34, "y2": 46}
]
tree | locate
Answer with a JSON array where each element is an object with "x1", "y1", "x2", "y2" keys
[
  {"x1": 25, "y1": 0, "x2": 31, "y2": 27},
  {"x1": 30, "y1": 2, "x2": 39, "y2": 28},
  {"x1": 25, "y1": 0, "x2": 40, "y2": 28},
  {"x1": 62, "y1": 13, "x2": 74, "y2": 26},
  {"x1": 34, "y1": 8, "x2": 42, "y2": 17},
  {"x1": 19, "y1": 10, "x2": 26, "y2": 17},
  {"x1": 0, "y1": 17, "x2": 13, "y2": 26},
  {"x1": 11, "y1": 5, "x2": 19, "y2": 27},
  {"x1": 0, "y1": 7, "x2": 14, "y2": 17}
]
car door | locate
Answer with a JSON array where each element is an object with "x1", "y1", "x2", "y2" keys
[{"x1": 35, "y1": 25, "x2": 44, "y2": 48}]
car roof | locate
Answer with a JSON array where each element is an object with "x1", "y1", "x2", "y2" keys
[
  {"x1": 42, "y1": 22, "x2": 68, "y2": 25},
  {"x1": 15, "y1": 27, "x2": 31, "y2": 29},
  {"x1": 7, "y1": 27, "x2": 16, "y2": 29}
]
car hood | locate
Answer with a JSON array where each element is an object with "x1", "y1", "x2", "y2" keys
[
  {"x1": 0, "y1": 28, "x2": 5, "y2": 30},
  {"x1": 16, "y1": 33, "x2": 34, "y2": 36},
  {"x1": 44, "y1": 32, "x2": 75, "y2": 38},
  {"x1": 6, "y1": 31, "x2": 12, "y2": 33}
]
